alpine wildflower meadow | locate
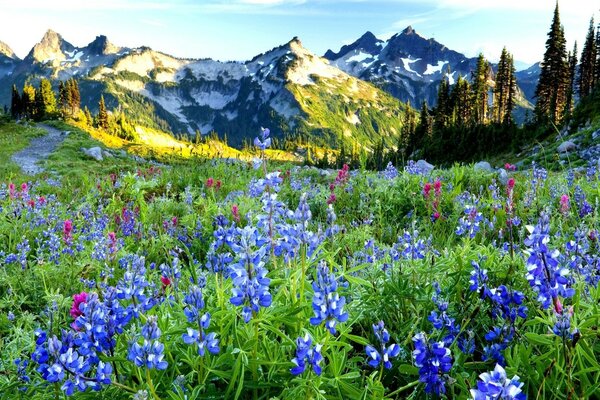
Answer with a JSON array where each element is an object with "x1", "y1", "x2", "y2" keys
[{"x1": 1, "y1": 128, "x2": 600, "y2": 400}]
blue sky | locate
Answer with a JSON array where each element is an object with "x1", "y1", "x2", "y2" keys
[{"x1": 0, "y1": 0, "x2": 597, "y2": 68}]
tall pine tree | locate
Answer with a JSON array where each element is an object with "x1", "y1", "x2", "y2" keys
[
  {"x1": 534, "y1": 2, "x2": 570, "y2": 125},
  {"x1": 578, "y1": 18, "x2": 596, "y2": 98},
  {"x1": 97, "y1": 95, "x2": 109, "y2": 130},
  {"x1": 565, "y1": 42, "x2": 578, "y2": 114},
  {"x1": 21, "y1": 84, "x2": 37, "y2": 120},
  {"x1": 10, "y1": 84, "x2": 21, "y2": 119},
  {"x1": 472, "y1": 53, "x2": 489, "y2": 125},
  {"x1": 450, "y1": 76, "x2": 472, "y2": 127},
  {"x1": 434, "y1": 73, "x2": 451, "y2": 131},
  {"x1": 504, "y1": 54, "x2": 517, "y2": 126},
  {"x1": 39, "y1": 79, "x2": 57, "y2": 119}
]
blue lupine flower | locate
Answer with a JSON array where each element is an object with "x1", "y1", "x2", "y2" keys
[
  {"x1": 573, "y1": 186, "x2": 593, "y2": 218},
  {"x1": 470, "y1": 364, "x2": 526, "y2": 400},
  {"x1": 405, "y1": 160, "x2": 428, "y2": 175},
  {"x1": 290, "y1": 334, "x2": 324, "y2": 376},
  {"x1": 128, "y1": 316, "x2": 168, "y2": 370},
  {"x1": 412, "y1": 332, "x2": 453, "y2": 396},
  {"x1": 456, "y1": 205, "x2": 485, "y2": 238},
  {"x1": 365, "y1": 321, "x2": 401, "y2": 369},
  {"x1": 254, "y1": 127, "x2": 271, "y2": 150},
  {"x1": 182, "y1": 285, "x2": 219, "y2": 356},
  {"x1": 381, "y1": 162, "x2": 398, "y2": 180},
  {"x1": 469, "y1": 260, "x2": 491, "y2": 298},
  {"x1": 228, "y1": 226, "x2": 272, "y2": 322},
  {"x1": 427, "y1": 282, "x2": 461, "y2": 346},
  {"x1": 553, "y1": 311, "x2": 578, "y2": 340},
  {"x1": 14, "y1": 358, "x2": 30, "y2": 384},
  {"x1": 524, "y1": 213, "x2": 574, "y2": 309},
  {"x1": 309, "y1": 262, "x2": 349, "y2": 334},
  {"x1": 391, "y1": 229, "x2": 430, "y2": 261}
]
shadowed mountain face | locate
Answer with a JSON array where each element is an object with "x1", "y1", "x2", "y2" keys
[{"x1": 325, "y1": 26, "x2": 539, "y2": 110}]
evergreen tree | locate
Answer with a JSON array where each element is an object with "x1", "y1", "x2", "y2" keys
[
  {"x1": 83, "y1": 106, "x2": 93, "y2": 126},
  {"x1": 416, "y1": 101, "x2": 431, "y2": 141},
  {"x1": 472, "y1": 53, "x2": 489, "y2": 125},
  {"x1": 504, "y1": 54, "x2": 517, "y2": 126},
  {"x1": 450, "y1": 76, "x2": 472, "y2": 127},
  {"x1": 21, "y1": 84, "x2": 37, "y2": 120},
  {"x1": 596, "y1": 20, "x2": 600, "y2": 87},
  {"x1": 97, "y1": 95, "x2": 109, "y2": 130},
  {"x1": 565, "y1": 42, "x2": 578, "y2": 114},
  {"x1": 34, "y1": 87, "x2": 45, "y2": 121},
  {"x1": 494, "y1": 47, "x2": 513, "y2": 124},
  {"x1": 66, "y1": 79, "x2": 80, "y2": 116},
  {"x1": 39, "y1": 79, "x2": 57, "y2": 119},
  {"x1": 534, "y1": 2, "x2": 570, "y2": 125},
  {"x1": 59, "y1": 80, "x2": 72, "y2": 118},
  {"x1": 10, "y1": 84, "x2": 21, "y2": 119},
  {"x1": 434, "y1": 72, "x2": 450, "y2": 131},
  {"x1": 578, "y1": 18, "x2": 596, "y2": 98}
]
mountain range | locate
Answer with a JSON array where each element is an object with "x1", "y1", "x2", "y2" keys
[{"x1": 0, "y1": 28, "x2": 539, "y2": 149}]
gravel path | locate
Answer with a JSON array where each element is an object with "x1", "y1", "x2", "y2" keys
[{"x1": 11, "y1": 124, "x2": 69, "y2": 175}]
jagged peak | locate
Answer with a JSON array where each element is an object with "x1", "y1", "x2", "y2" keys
[
  {"x1": 42, "y1": 29, "x2": 60, "y2": 41},
  {"x1": 86, "y1": 35, "x2": 120, "y2": 55},
  {"x1": 0, "y1": 39, "x2": 18, "y2": 60},
  {"x1": 324, "y1": 31, "x2": 383, "y2": 60},
  {"x1": 402, "y1": 25, "x2": 416, "y2": 35},
  {"x1": 26, "y1": 29, "x2": 75, "y2": 63}
]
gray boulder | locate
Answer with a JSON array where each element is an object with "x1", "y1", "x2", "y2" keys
[
  {"x1": 497, "y1": 168, "x2": 509, "y2": 185},
  {"x1": 82, "y1": 147, "x2": 103, "y2": 161},
  {"x1": 557, "y1": 141, "x2": 577, "y2": 153},
  {"x1": 415, "y1": 159, "x2": 434, "y2": 175},
  {"x1": 592, "y1": 129, "x2": 600, "y2": 141},
  {"x1": 474, "y1": 161, "x2": 493, "y2": 173}
]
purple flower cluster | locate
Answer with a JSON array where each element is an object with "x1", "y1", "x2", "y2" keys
[
  {"x1": 290, "y1": 334, "x2": 324, "y2": 376},
  {"x1": 128, "y1": 316, "x2": 168, "y2": 370},
  {"x1": 32, "y1": 328, "x2": 113, "y2": 395},
  {"x1": 229, "y1": 226, "x2": 272, "y2": 323},
  {"x1": 254, "y1": 127, "x2": 271, "y2": 151},
  {"x1": 524, "y1": 213, "x2": 574, "y2": 309},
  {"x1": 428, "y1": 283, "x2": 461, "y2": 346},
  {"x1": 470, "y1": 364, "x2": 526, "y2": 400},
  {"x1": 182, "y1": 285, "x2": 219, "y2": 356},
  {"x1": 412, "y1": 332, "x2": 453, "y2": 396},
  {"x1": 456, "y1": 204, "x2": 486, "y2": 239},
  {"x1": 309, "y1": 262, "x2": 349, "y2": 334},
  {"x1": 365, "y1": 321, "x2": 401, "y2": 369}
]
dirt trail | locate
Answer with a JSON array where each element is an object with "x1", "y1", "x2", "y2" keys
[{"x1": 11, "y1": 124, "x2": 68, "y2": 175}]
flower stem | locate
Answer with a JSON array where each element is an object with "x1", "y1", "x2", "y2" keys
[{"x1": 146, "y1": 368, "x2": 161, "y2": 400}]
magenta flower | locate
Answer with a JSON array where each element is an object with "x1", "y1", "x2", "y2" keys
[
  {"x1": 63, "y1": 220, "x2": 73, "y2": 244},
  {"x1": 69, "y1": 292, "x2": 88, "y2": 319},
  {"x1": 560, "y1": 194, "x2": 569, "y2": 215}
]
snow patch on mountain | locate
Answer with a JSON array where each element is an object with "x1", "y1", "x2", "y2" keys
[
  {"x1": 423, "y1": 60, "x2": 447, "y2": 75},
  {"x1": 285, "y1": 40, "x2": 345, "y2": 86},
  {"x1": 347, "y1": 52, "x2": 372, "y2": 63},
  {"x1": 189, "y1": 89, "x2": 236, "y2": 110},
  {"x1": 139, "y1": 89, "x2": 192, "y2": 131},
  {"x1": 446, "y1": 71, "x2": 456, "y2": 85},
  {"x1": 400, "y1": 57, "x2": 421, "y2": 75}
]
